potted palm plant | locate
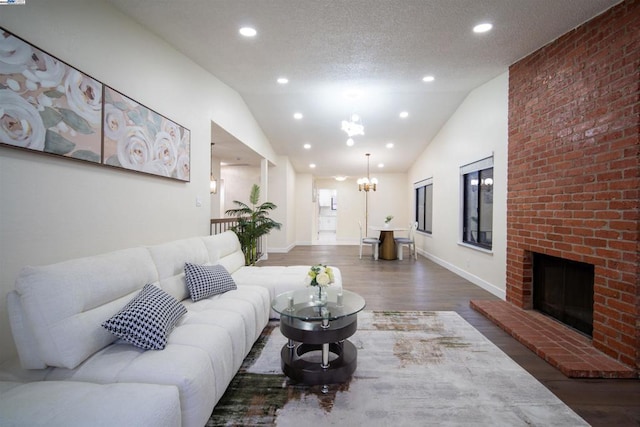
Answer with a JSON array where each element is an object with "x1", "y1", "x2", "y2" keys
[{"x1": 225, "y1": 184, "x2": 282, "y2": 265}]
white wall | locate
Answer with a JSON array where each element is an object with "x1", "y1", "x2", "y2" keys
[
  {"x1": 307, "y1": 174, "x2": 409, "y2": 244},
  {"x1": 211, "y1": 155, "x2": 222, "y2": 218},
  {"x1": 408, "y1": 72, "x2": 508, "y2": 298},
  {"x1": 267, "y1": 155, "x2": 296, "y2": 253},
  {"x1": 220, "y1": 166, "x2": 261, "y2": 213},
  {"x1": 295, "y1": 174, "x2": 315, "y2": 245},
  {"x1": 364, "y1": 173, "x2": 411, "y2": 231},
  {"x1": 0, "y1": 0, "x2": 275, "y2": 362}
]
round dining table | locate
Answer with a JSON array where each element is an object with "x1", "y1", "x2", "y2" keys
[{"x1": 368, "y1": 225, "x2": 408, "y2": 260}]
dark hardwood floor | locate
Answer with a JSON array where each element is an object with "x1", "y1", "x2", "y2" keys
[{"x1": 260, "y1": 245, "x2": 640, "y2": 427}]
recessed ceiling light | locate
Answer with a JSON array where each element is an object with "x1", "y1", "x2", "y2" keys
[
  {"x1": 346, "y1": 138, "x2": 355, "y2": 146},
  {"x1": 277, "y1": 77, "x2": 289, "y2": 84},
  {"x1": 293, "y1": 112, "x2": 303, "y2": 120},
  {"x1": 386, "y1": 142, "x2": 394, "y2": 149},
  {"x1": 309, "y1": 163, "x2": 316, "y2": 168},
  {"x1": 303, "y1": 143, "x2": 311, "y2": 149},
  {"x1": 378, "y1": 163, "x2": 384, "y2": 168},
  {"x1": 399, "y1": 111, "x2": 409, "y2": 119},
  {"x1": 335, "y1": 176, "x2": 347, "y2": 181},
  {"x1": 473, "y1": 23, "x2": 493, "y2": 33},
  {"x1": 239, "y1": 27, "x2": 257, "y2": 37},
  {"x1": 422, "y1": 75, "x2": 435, "y2": 82}
]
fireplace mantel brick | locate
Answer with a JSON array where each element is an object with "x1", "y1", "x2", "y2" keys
[{"x1": 505, "y1": 0, "x2": 639, "y2": 372}]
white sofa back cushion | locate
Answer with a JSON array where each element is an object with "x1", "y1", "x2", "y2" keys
[
  {"x1": 147, "y1": 237, "x2": 210, "y2": 301},
  {"x1": 6, "y1": 291, "x2": 47, "y2": 369},
  {"x1": 201, "y1": 232, "x2": 245, "y2": 273},
  {"x1": 13, "y1": 247, "x2": 158, "y2": 370}
]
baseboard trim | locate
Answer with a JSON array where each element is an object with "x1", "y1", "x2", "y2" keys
[
  {"x1": 268, "y1": 242, "x2": 296, "y2": 253},
  {"x1": 419, "y1": 249, "x2": 506, "y2": 300}
]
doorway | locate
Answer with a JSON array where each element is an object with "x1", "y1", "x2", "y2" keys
[{"x1": 317, "y1": 189, "x2": 337, "y2": 242}]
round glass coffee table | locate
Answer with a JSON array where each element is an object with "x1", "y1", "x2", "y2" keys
[{"x1": 272, "y1": 288, "x2": 366, "y2": 392}]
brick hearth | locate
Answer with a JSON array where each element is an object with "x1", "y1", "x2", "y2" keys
[{"x1": 471, "y1": 300, "x2": 636, "y2": 378}]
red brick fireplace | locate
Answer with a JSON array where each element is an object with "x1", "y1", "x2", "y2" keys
[{"x1": 506, "y1": 0, "x2": 639, "y2": 371}]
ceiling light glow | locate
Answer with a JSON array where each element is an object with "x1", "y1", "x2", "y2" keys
[
  {"x1": 293, "y1": 112, "x2": 303, "y2": 120},
  {"x1": 344, "y1": 89, "x2": 363, "y2": 99},
  {"x1": 473, "y1": 23, "x2": 493, "y2": 33},
  {"x1": 309, "y1": 163, "x2": 316, "y2": 168},
  {"x1": 303, "y1": 143, "x2": 311, "y2": 149},
  {"x1": 239, "y1": 27, "x2": 257, "y2": 37},
  {"x1": 378, "y1": 163, "x2": 384, "y2": 168},
  {"x1": 335, "y1": 176, "x2": 347, "y2": 181},
  {"x1": 346, "y1": 138, "x2": 355, "y2": 146},
  {"x1": 422, "y1": 75, "x2": 435, "y2": 82},
  {"x1": 341, "y1": 114, "x2": 364, "y2": 137},
  {"x1": 399, "y1": 111, "x2": 409, "y2": 119},
  {"x1": 277, "y1": 77, "x2": 289, "y2": 84},
  {"x1": 386, "y1": 142, "x2": 394, "y2": 149}
]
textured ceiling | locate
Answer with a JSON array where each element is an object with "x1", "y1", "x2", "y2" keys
[{"x1": 107, "y1": 0, "x2": 620, "y2": 178}]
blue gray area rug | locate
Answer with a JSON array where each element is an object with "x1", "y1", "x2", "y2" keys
[{"x1": 208, "y1": 311, "x2": 587, "y2": 426}]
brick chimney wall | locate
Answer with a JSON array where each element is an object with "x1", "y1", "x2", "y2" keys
[{"x1": 507, "y1": 0, "x2": 639, "y2": 369}]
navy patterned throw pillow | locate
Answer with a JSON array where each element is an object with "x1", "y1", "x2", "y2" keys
[
  {"x1": 184, "y1": 263, "x2": 237, "y2": 301},
  {"x1": 102, "y1": 284, "x2": 186, "y2": 350}
]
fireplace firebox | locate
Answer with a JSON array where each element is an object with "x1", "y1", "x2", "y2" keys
[{"x1": 533, "y1": 253, "x2": 594, "y2": 337}]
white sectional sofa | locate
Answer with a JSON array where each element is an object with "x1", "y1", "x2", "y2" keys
[
  {"x1": 0, "y1": 380, "x2": 182, "y2": 427},
  {"x1": 3, "y1": 231, "x2": 341, "y2": 427}
]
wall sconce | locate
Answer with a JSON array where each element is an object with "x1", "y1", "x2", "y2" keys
[{"x1": 210, "y1": 176, "x2": 218, "y2": 194}]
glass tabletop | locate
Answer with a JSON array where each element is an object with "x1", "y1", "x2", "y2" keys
[{"x1": 272, "y1": 288, "x2": 366, "y2": 321}]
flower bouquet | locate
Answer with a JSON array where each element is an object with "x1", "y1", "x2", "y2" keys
[
  {"x1": 307, "y1": 264, "x2": 335, "y2": 287},
  {"x1": 307, "y1": 264, "x2": 334, "y2": 305},
  {"x1": 384, "y1": 215, "x2": 393, "y2": 227}
]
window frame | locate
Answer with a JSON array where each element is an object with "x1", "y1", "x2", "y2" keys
[
  {"x1": 460, "y1": 157, "x2": 494, "y2": 251},
  {"x1": 414, "y1": 177, "x2": 433, "y2": 234}
]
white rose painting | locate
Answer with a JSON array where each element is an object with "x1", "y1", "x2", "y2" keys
[
  {"x1": 0, "y1": 29, "x2": 189, "y2": 181},
  {"x1": 103, "y1": 87, "x2": 190, "y2": 181},
  {"x1": 0, "y1": 30, "x2": 102, "y2": 162}
]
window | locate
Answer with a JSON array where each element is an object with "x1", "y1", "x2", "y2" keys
[
  {"x1": 414, "y1": 178, "x2": 433, "y2": 234},
  {"x1": 461, "y1": 157, "x2": 493, "y2": 250}
]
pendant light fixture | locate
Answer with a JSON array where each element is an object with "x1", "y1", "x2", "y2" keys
[{"x1": 357, "y1": 153, "x2": 378, "y2": 192}]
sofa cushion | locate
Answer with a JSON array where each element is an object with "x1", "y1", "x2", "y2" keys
[
  {"x1": 6, "y1": 291, "x2": 48, "y2": 369},
  {"x1": 147, "y1": 237, "x2": 210, "y2": 301},
  {"x1": 184, "y1": 285, "x2": 271, "y2": 362},
  {"x1": 14, "y1": 247, "x2": 158, "y2": 369},
  {"x1": 47, "y1": 341, "x2": 218, "y2": 427},
  {"x1": 168, "y1": 320, "x2": 237, "y2": 400},
  {"x1": 184, "y1": 263, "x2": 237, "y2": 301},
  {"x1": 0, "y1": 381, "x2": 181, "y2": 427},
  {"x1": 201, "y1": 232, "x2": 246, "y2": 274},
  {"x1": 102, "y1": 284, "x2": 187, "y2": 350}
]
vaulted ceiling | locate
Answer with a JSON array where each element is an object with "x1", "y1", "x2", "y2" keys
[{"x1": 107, "y1": 0, "x2": 620, "y2": 178}]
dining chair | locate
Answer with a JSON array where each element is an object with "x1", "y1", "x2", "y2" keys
[
  {"x1": 395, "y1": 222, "x2": 418, "y2": 260},
  {"x1": 359, "y1": 221, "x2": 380, "y2": 260}
]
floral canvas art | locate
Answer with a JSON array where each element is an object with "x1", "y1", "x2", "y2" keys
[
  {"x1": 1, "y1": 28, "x2": 190, "y2": 182},
  {"x1": 0, "y1": 30, "x2": 102, "y2": 162},
  {"x1": 103, "y1": 87, "x2": 190, "y2": 181}
]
